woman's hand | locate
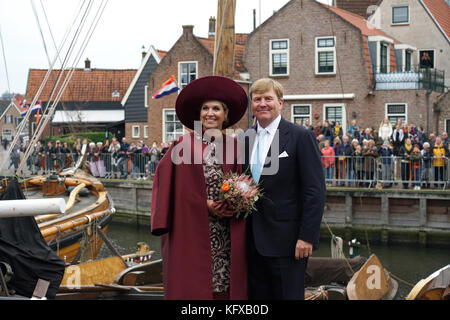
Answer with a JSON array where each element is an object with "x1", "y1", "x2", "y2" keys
[{"x1": 207, "y1": 199, "x2": 235, "y2": 218}]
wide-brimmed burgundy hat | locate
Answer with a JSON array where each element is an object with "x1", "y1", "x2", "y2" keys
[{"x1": 175, "y1": 76, "x2": 248, "y2": 130}]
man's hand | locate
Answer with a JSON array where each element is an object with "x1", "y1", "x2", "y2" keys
[{"x1": 295, "y1": 240, "x2": 313, "y2": 260}]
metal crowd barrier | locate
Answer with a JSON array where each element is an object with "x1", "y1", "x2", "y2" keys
[
  {"x1": 321, "y1": 155, "x2": 449, "y2": 189},
  {"x1": 7, "y1": 152, "x2": 450, "y2": 189},
  {"x1": 16, "y1": 152, "x2": 160, "y2": 180}
]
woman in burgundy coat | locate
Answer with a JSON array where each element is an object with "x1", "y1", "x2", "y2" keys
[{"x1": 150, "y1": 76, "x2": 248, "y2": 300}]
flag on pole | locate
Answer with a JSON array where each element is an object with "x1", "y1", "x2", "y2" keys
[
  {"x1": 19, "y1": 101, "x2": 28, "y2": 117},
  {"x1": 31, "y1": 101, "x2": 41, "y2": 113},
  {"x1": 19, "y1": 101, "x2": 41, "y2": 123},
  {"x1": 152, "y1": 75, "x2": 179, "y2": 99}
]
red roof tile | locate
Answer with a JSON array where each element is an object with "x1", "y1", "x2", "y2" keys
[
  {"x1": 421, "y1": 0, "x2": 450, "y2": 39},
  {"x1": 326, "y1": 4, "x2": 398, "y2": 41},
  {"x1": 157, "y1": 50, "x2": 168, "y2": 60},
  {"x1": 323, "y1": 4, "x2": 399, "y2": 79},
  {"x1": 336, "y1": 0, "x2": 382, "y2": 18},
  {"x1": 25, "y1": 68, "x2": 136, "y2": 102},
  {"x1": 197, "y1": 35, "x2": 247, "y2": 73}
]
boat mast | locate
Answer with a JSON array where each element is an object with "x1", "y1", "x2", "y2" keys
[{"x1": 213, "y1": 0, "x2": 236, "y2": 77}]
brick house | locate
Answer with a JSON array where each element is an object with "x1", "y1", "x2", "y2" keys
[
  {"x1": 146, "y1": 24, "x2": 251, "y2": 145},
  {"x1": 25, "y1": 59, "x2": 136, "y2": 139},
  {"x1": 0, "y1": 94, "x2": 26, "y2": 142},
  {"x1": 122, "y1": 46, "x2": 167, "y2": 143},
  {"x1": 368, "y1": 0, "x2": 449, "y2": 87},
  {"x1": 243, "y1": 0, "x2": 444, "y2": 134}
]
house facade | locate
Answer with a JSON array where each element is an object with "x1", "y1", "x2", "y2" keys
[
  {"x1": 0, "y1": 95, "x2": 25, "y2": 142},
  {"x1": 25, "y1": 59, "x2": 136, "y2": 140},
  {"x1": 122, "y1": 46, "x2": 166, "y2": 143},
  {"x1": 146, "y1": 24, "x2": 251, "y2": 145},
  {"x1": 369, "y1": 0, "x2": 450, "y2": 87},
  {"x1": 243, "y1": 0, "x2": 443, "y2": 134}
]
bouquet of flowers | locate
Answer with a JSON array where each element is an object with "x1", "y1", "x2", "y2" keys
[{"x1": 216, "y1": 172, "x2": 263, "y2": 219}]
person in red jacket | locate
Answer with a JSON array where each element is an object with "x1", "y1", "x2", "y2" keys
[{"x1": 321, "y1": 139, "x2": 335, "y2": 186}]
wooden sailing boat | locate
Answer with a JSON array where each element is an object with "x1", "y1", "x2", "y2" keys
[
  {"x1": 0, "y1": 1, "x2": 114, "y2": 265},
  {"x1": 406, "y1": 264, "x2": 450, "y2": 300},
  {"x1": 0, "y1": 145, "x2": 115, "y2": 263}
]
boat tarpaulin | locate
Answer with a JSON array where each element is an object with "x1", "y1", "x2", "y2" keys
[
  {"x1": 0, "y1": 178, "x2": 65, "y2": 299},
  {"x1": 305, "y1": 256, "x2": 367, "y2": 287}
]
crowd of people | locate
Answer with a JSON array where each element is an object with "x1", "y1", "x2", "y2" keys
[
  {"x1": 298, "y1": 118, "x2": 450, "y2": 189},
  {"x1": 3, "y1": 117, "x2": 449, "y2": 189},
  {"x1": 2, "y1": 137, "x2": 171, "y2": 179}
]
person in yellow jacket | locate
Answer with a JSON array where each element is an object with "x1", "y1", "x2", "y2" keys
[{"x1": 432, "y1": 137, "x2": 449, "y2": 188}]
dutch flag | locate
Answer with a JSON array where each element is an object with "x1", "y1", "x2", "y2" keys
[
  {"x1": 152, "y1": 75, "x2": 179, "y2": 99},
  {"x1": 20, "y1": 101, "x2": 41, "y2": 118}
]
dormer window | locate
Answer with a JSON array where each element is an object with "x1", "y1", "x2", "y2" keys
[
  {"x1": 112, "y1": 89, "x2": 120, "y2": 98},
  {"x1": 394, "y1": 44, "x2": 416, "y2": 72},
  {"x1": 380, "y1": 43, "x2": 388, "y2": 73},
  {"x1": 368, "y1": 35, "x2": 394, "y2": 73}
]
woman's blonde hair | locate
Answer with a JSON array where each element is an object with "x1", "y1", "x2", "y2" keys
[{"x1": 249, "y1": 78, "x2": 284, "y2": 99}]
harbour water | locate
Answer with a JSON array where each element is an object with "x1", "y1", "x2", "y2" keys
[{"x1": 99, "y1": 221, "x2": 449, "y2": 300}]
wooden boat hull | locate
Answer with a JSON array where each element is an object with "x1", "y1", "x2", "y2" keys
[
  {"x1": 57, "y1": 253, "x2": 163, "y2": 300},
  {"x1": 406, "y1": 264, "x2": 450, "y2": 300},
  {"x1": 1, "y1": 168, "x2": 115, "y2": 263}
]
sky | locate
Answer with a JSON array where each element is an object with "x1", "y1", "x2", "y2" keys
[{"x1": 0, "y1": 0, "x2": 331, "y2": 96}]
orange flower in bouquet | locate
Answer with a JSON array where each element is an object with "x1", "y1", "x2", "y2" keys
[{"x1": 217, "y1": 172, "x2": 263, "y2": 219}]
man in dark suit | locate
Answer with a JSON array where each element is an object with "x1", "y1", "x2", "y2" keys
[{"x1": 244, "y1": 78, "x2": 325, "y2": 300}]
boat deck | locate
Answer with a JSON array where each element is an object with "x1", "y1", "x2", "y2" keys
[{"x1": 24, "y1": 187, "x2": 98, "y2": 216}]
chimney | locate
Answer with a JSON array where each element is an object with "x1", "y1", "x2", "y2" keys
[
  {"x1": 208, "y1": 16, "x2": 216, "y2": 38},
  {"x1": 84, "y1": 58, "x2": 91, "y2": 71},
  {"x1": 182, "y1": 25, "x2": 194, "y2": 40},
  {"x1": 142, "y1": 45, "x2": 146, "y2": 60}
]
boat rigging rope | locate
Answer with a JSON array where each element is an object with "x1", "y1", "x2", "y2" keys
[
  {"x1": 0, "y1": 23, "x2": 11, "y2": 95},
  {"x1": 16, "y1": 0, "x2": 109, "y2": 175},
  {"x1": 324, "y1": 215, "x2": 415, "y2": 288},
  {"x1": 322, "y1": 216, "x2": 355, "y2": 274},
  {"x1": 0, "y1": 0, "x2": 89, "y2": 172},
  {"x1": 39, "y1": 0, "x2": 84, "y2": 134}
]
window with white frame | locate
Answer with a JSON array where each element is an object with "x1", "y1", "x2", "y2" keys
[
  {"x1": 324, "y1": 104, "x2": 346, "y2": 133},
  {"x1": 144, "y1": 126, "x2": 148, "y2": 138},
  {"x1": 386, "y1": 103, "x2": 407, "y2": 125},
  {"x1": 392, "y1": 6, "x2": 409, "y2": 24},
  {"x1": 163, "y1": 109, "x2": 184, "y2": 143},
  {"x1": 315, "y1": 37, "x2": 336, "y2": 75},
  {"x1": 380, "y1": 43, "x2": 388, "y2": 73},
  {"x1": 369, "y1": 36, "x2": 393, "y2": 73},
  {"x1": 179, "y1": 61, "x2": 197, "y2": 89},
  {"x1": 291, "y1": 104, "x2": 311, "y2": 126},
  {"x1": 2, "y1": 129, "x2": 12, "y2": 138},
  {"x1": 132, "y1": 125, "x2": 140, "y2": 138},
  {"x1": 405, "y1": 50, "x2": 412, "y2": 71},
  {"x1": 270, "y1": 39, "x2": 289, "y2": 76},
  {"x1": 144, "y1": 85, "x2": 148, "y2": 108}
]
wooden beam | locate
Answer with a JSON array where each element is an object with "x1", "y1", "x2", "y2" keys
[{"x1": 213, "y1": 0, "x2": 236, "y2": 77}]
